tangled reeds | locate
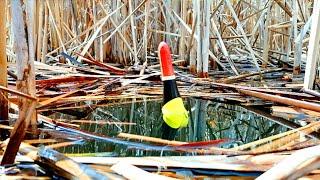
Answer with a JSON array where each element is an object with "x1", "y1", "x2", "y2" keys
[{"x1": 1, "y1": 0, "x2": 320, "y2": 179}]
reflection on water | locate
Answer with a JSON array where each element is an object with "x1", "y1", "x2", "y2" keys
[{"x1": 53, "y1": 98, "x2": 289, "y2": 156}]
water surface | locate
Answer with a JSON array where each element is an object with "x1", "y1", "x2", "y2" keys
[{"x1": 51, "y1": 97, "x2": 289, "y2": 156}]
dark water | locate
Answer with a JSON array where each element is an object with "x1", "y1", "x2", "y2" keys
[{"x1": 51, "y1": 98, "x2": 289, "y2": 157}]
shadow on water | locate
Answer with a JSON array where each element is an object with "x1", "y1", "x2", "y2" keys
[{"x1": 51, "y1": 97, "x2": 289, "y2": 157}]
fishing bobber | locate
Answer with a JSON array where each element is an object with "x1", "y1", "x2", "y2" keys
[{"x1": 158, "y1": 42, "x2": 189, "y2": 140}]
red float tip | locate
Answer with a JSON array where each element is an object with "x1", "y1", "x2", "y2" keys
[{"x1": 158, "y1": 42, "x2": 175, "y2": 81}]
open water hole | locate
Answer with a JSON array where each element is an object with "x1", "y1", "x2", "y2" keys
[{"x1": 49, "y1": 97, "x2": 290, "y2": 157}]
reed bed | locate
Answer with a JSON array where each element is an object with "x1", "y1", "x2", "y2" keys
[{"x1": 4, "y1": 0, "x2": 315, "y2": 77}]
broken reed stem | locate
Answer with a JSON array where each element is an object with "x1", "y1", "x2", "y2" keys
[
  {"x1": 303, "y1": 0, "x2": 320, "y2": 89},
  {"x1": 41, "y1": 2, "x2": 49, "y2": 63},
  {"x1": 232, "y1": 121, "x2": 320, "y2": 151},
  {"x1": 2, "y1": 0, "x2": 38, "y2": 165},
  {"x1": 1, "y1": 100, "x2": 36, "y2": 165},
  {"x1": 46, "y1": 0, "x2": 66, "y2": 53},
  {"x1": 218, "y1": 68, "x2": 283, "y2": 83},
  {"x1": 1, "y1": 141, "x2": 108, "y2": 179},
  {"x1": 0, "y1": 1, "x2": 8, "y2": 131},
  {"x1": 0, "y1": 85, "x2": 37, "y2": 101},
  {"x1": 118, "y1": 132, "x2": 186, "y2": 146},
  {"x1": 26, "y1": 0, "x2": 37, "y2": 126},
  {"x1": 239, "y1": 89, "x2": 320, "y2": 113}
]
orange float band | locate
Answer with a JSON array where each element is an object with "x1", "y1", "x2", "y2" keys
[{"x1": 158, "y1": 42, "x2": 175, "y2": 81}]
